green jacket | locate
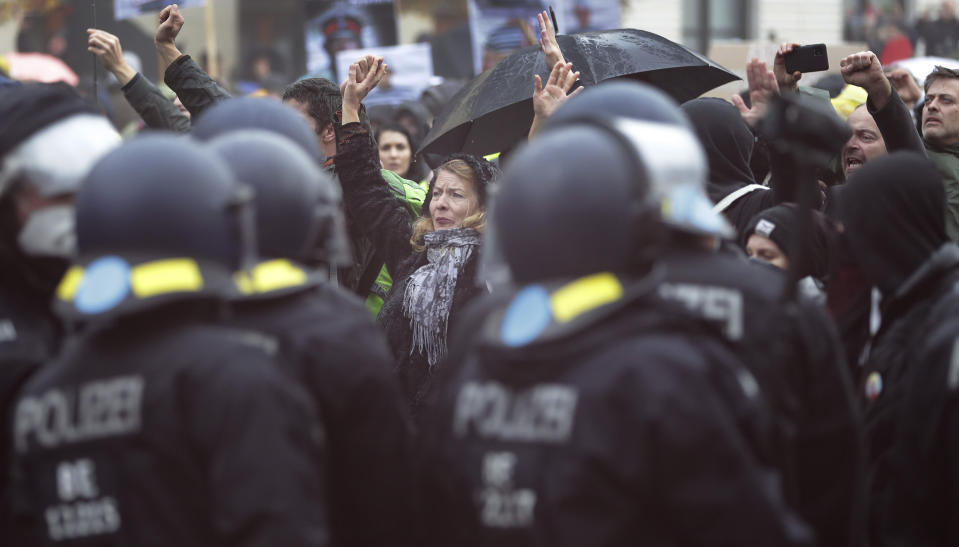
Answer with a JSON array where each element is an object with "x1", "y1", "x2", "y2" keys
[
  {"x1": 364, "y1": 169, "x2": 426, "y2": 316},
  {"x1": 924, "y1": 140, "x2": 959, "y2": 242}
]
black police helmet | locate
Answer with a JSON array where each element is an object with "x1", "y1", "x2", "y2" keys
[
  {"x1": 76, "y1": 134, "x2": 248, "y2": 269},
  {"x1": 495, "y1": 125, "x2": 654, "y2": 284},
  {"x1": 494, "y1": 117, "x2": 730, "y2": 285},
  {"x1": 207, "y1": 130, "x2": 350, "y2": 267},
  {"x1": 545, "y1": 80, "x2": 692, "y2": 131},
  {"x1": 191, "y1": 97, "x2": 321, "y2": 162}
]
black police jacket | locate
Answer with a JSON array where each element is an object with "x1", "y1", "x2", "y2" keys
[
  {"x1": 418, "y1": 275, "x2": 813, "y2": 547},
  {"x1": 224, "y1": 282, "x2": 416, "y2": 547},
  {"x1": 0, "y1": 264, "x2": 62, "y2": 540},
  {"x1": 858, "y1": 244, "x2": 959, "y2": 546},
  {"x1": 9, "y1": 303, "x2": 330, "y2": 547},
  {"x1": 660, "y1": 248, "x2": 862, "y2": 547}
]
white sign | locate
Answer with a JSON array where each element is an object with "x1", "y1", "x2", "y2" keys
[{"x1": 336, "y1": 42, "x2": 434, "y2": 106}]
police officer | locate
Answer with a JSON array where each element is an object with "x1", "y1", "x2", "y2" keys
[
  {"x1": 418, "y1": 113, "x2": 812, "y2": 545},
  {"x1": 543, "y1": 82, "x2": 862, "y2": 547},
  {"x1": 0, "y1": 82, "x2": 120, "y2": 537},
  {"x1": 206, "y1": 129, "x2": 416, "y2": 547},
  {"x1": 9, "y1": 135, "x2": 330, "y2": 546}
]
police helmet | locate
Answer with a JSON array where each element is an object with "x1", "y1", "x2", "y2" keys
[
  {"x1": 544, "y1": 80, "x2": 732, "y2": 240},
  {"x1": 493, "y1": 116, "x2": 730, "y2": 285},
  {"x1": 207, "y1": 130, "x2": 351, "y2": 269},
  {"x1": 191, "y1": 97, "x2": 322, "y2": 163},
  {"x1": 57, "y1": 134, "x2": 254, "y2": 320}
]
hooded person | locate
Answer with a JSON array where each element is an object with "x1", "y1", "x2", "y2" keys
[
  {"x1": 335, "y1": 56, "x2": 499, "y2": 415},
  {"x1": 0, "y1": 82, "x2": 120, "y2": 539},
  {"x1": 836, "y1": 151, "x2": 959, "y2": 545},
  {"x1": 681, "y1": 97, "x2": 779, "y2": 237},
  {"x1": 205, "y1": 129, "x2": 416, "y2": 547}
]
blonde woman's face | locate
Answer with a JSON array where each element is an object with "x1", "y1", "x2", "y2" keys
[{"x1": 430, "y1": 170, "x2": 479, "y2": 230}]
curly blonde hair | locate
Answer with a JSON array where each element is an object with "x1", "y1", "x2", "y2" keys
[{"x1": 410, "y1": 159, "x2": 486, "y2": 252}]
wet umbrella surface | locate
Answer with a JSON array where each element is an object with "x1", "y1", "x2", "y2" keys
[{"x1": 420, "y1": 28, "x2": 740, "y2": 162}]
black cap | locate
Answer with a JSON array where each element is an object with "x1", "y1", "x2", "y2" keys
[{"x1": 0, "y1": 82, "x2": 94, "y2": 161}]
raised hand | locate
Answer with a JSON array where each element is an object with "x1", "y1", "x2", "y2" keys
[
  {"x1": 88, "y1": 29, "x2": 136, "y2": 85},
  {"x1": 529, "y1": 61, "x2": 583, "y2": 138},
  {"x1": 731, "y1": 58, "x2": 779, "y2": 129},
  {"x1": 840, "y1": 51, "x2": 891, "y2": 109},
  {"x1": 341, "y1": 56, "x2": 387, "y2": 125},
  {"x1": 155, "y1": 4, "x2": 184, "y2": 46},
  {"x1": 533, "y1": 61, "x2": 582, "y2": 118},
  {"x1": 773, "y1": 42, "x2": 803, "y2": 93},
  {"x1": 537, "y1": 10, "x2": 565, "y2": 71},
  {"x1": 887, "y1": 67, "x2": 921, "y2": 107}
]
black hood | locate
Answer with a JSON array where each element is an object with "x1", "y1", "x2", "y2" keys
[
  {"x1": 838, "y1": 151, "x2": 948, "y2": 295},
  {"x1": 681, "y1": 97, "x2": 756, "y2": 202}
]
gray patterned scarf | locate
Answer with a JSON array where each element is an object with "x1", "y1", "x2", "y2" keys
[{"x1": 403, "y1": 227, "x2": 482, "y2": 367}]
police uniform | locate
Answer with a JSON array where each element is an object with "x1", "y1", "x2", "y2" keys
[
  {"x1": 660, "y1": 247, "x2": 862, "y2": 547},
  {"x1": 10, "y1": 300, "x2": 329, "y2": 547},
  {"x1": 419, "y1": 275, "x2": 813, "y2": 546}
]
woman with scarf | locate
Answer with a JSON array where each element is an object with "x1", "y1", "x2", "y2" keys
[{"x1": 336, "y1": 56, "x2": 499, "y2": 413}]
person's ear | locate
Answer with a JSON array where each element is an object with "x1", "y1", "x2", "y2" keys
[{"x1": 321, "y1": 122, "x2": 335, "y2": 145}]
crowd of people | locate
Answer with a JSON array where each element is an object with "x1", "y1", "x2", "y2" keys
[{"x1": 4, "y1": 2, "x2": 959, "y2": 546}]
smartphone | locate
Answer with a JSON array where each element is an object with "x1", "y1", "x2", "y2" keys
[{"x1": 784, "y1": 44, "x2": 829, "y2": 74}]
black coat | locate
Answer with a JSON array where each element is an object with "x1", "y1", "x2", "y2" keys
[
  {"x1": 859, "y1": 244, "x2": 959, "y2": 546},
  {"x1": 9, "y1": 303, "x2": 330, "y2": 547},
  {"x1": 223, "y1": 283, "x2": 415, "y2": 547},
  {"x1": 336, "y1": 122, "x2": 486, "y2": 412},
  {"x1": 660, "y1": 248, "x2": 862, "y2": 547},
  {"x1": 418, "y1": 283, "x2": 813, "y2": 547},
  {"x1": 0, "y1": 264, "x2": 61, "y2": 541}
]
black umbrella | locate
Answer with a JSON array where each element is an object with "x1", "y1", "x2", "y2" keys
[{"x1": 419, "y1": 28, "x2": 739, "y2": 162}]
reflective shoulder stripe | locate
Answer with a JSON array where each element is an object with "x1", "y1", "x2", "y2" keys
[{"x1": 711, "y1": 184, "x2": 768, "y2": 213}]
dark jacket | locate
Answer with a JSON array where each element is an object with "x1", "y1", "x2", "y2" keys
[
  {"x1": 223, "y1": 282, "x2": 415, "y2": 547},
  {"x1": 120, "y1": 72, "x2": 190, "y2": 133},
  {"x1": 874, "y1": 245, "x2": 959, "y2": 547},
  {"x1": 856, "y1": 245, "x2": 959, "y2": 546},
  {"x1": 418, "y1": 279, "x2": 813, "y2": 547},
  {"x1": 0, "y1": 263, "x2": 61, "y2": 540},
  {"x1": 163, "y1": 55, "x2": 232, "y2": 121},
  {"x1": 336, "y1": 122, "x2": 486, "y2": 412},
  {"x1": 836, "y1": 152, "x2": 952, "y2": 546},
  {"x1": 9, "y1": 303, "x2": 330, "y2": 547},
  {"x1": 660, "y1": 247, "x2": 862, "y2": 547}
]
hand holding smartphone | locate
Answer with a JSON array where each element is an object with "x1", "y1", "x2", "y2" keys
[{"x1": 784, "y1": 44, "x2": 829, "y2": 74}]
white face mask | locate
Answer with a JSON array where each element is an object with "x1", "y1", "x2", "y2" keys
[{"x1": 17, "y1": 205, "x2": 77, "y2": 259}]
